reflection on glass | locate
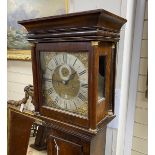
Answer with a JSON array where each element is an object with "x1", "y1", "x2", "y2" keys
[{"x1": 98, "y1": 56, "x2": 106, "y2": 102}]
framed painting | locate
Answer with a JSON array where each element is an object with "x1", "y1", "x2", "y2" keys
[{"x1": 7, "y1": 0, "x2": 68, "y2": 61}]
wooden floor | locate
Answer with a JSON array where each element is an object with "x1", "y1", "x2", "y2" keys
[{"x1": 27, "y1": 137, "x2": 47, "y2": 155}]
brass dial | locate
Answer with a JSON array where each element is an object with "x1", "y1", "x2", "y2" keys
[{"x1": 41, "y1": 52, "x2": 88, "y2": 117}]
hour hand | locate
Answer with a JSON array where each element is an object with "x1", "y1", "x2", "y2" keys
[
  {"x1": 66, "y1": 71, "x2": 76, "y2": 82},
  {"x1": 70, "y1": 71, "x2": 76, "y2": 79},
  {"x1": 61, "y1": 72, "x2": 76, "y2": 85}
]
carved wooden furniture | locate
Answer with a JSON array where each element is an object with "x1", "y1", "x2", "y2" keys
[{"x1": 8, "y1": 9, "x2": 126, "y2": 155}]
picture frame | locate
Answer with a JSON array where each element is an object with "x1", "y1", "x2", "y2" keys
[{"x1": 7, "y1": 0, "x2": 68, "y2": 61}]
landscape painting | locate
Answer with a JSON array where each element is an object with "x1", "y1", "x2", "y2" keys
[{"x1": 7, "y1": 0, "x2": 66, "y2": 60}]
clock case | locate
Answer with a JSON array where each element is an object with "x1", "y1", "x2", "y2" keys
[{"x1": 19, "y1": 9, "x2": 126, "y2": 130}]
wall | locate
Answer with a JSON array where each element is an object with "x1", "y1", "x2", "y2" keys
[
  {"x1": 7, "y1": 61, "x2": 33, "y2": 100},
  {"x1": 69, "y1": 0, "x2": 122, "y2": 16},
  {"x1": 68, "y1": 0, "x2": 128, "y2": 89},
  {"x1": 131, "y1": 1, "x2": 148, "y2": 155}
]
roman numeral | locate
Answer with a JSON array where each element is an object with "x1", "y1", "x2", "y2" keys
[
  {"x1": 47, "y1": 88, "x2": 53, "y2": 95},
  {"x1": 63, "y1": 54, "x2": 67, "y2": 64},
  {"x1": 53, "y1": 58, "x2": 58, "y2": 66},
  {"x1": 79, "y1": 70, "x2": 86, "y2": 76},
  {"x1": 73, "y1": 58, "x2": 77, "y2": 66},
  {"x1": 73, "y1": 101, "x2": 77, "y2": 109},
  {"x1": 78, "y1": 93, "x2": 86, "y2": 102},
  {"x1": 81, "y1": 83, "x2": 88, "y2": 88},
  {"x1": 54, "y1": 96, "x2": 59, "y2": 104},
  {"x1": 64, "y1": 100, "x2": 67, "y2": 109},
  {"x1": 47, "y1": 67, "x2": 53, "y2": 72},
  {"x1": 44, "y1": 77, "x2": 52, "y2": 82}
]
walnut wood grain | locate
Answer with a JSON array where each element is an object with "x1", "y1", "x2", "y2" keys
[
  {"x1": 88, "y1": 44, "x2": 98, "y2": 129},
  {"x1": 18, "y1": 9, "x2": 126, "y2": 43},
  {"x1": 8, "y1": 108, "x2": 34, "y2": 155},
  {"x1": 31, "y1": 45, "x2": 39, "y2": 111}
]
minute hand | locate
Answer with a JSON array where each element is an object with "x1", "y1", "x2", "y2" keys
[
  {"x1": 68, "y1": 71, "x2": 77, "y2": 80},
  {"x1": 69, "y1": 72, "x2": 76, "y2": 80},
  {"x1": 63, "y1": 72, "x2": 76, "y2": 84}
]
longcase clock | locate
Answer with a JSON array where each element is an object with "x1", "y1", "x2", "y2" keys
[{"x1": 19, "y1": 9, "x2": 126, "y2": 155}]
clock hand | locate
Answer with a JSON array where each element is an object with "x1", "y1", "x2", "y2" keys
[
  {"x1": 63, "y1": 71, "x2": 76, "y2": 84},
  {"x1": 57, "y1": 70, "x2": 77, "y2": 85},
  {"x1": 70, "y1": 71, "x2": 76, "y2": 79}
]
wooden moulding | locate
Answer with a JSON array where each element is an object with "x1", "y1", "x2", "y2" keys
[
  {"x1": 8, "y1": 105, "x2": 114, "y2": 142},
  {"x1": 18, "y1": 9, "x2": 127, "y2": 43},
  {"x1": 34, "y1": 42, "x2": 92, "y2": 128}
]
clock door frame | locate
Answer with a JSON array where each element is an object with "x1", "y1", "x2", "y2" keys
[
  {"x1": 96, "y1": 42, "x2": 114, "y2": 124},
  {"x1": 88, "y1": 42, "x2": 115, "y2": 129},
  {"x1": 32, "y1": 41, "x2": 115, "y2": 129},
  {"x1": 33, "y1": 42, "x2": 94, "y2": 128}
]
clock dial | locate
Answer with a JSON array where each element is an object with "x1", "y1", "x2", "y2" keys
[{"x1": 40, "y1": 52, "x2": 88, "y2": 117}]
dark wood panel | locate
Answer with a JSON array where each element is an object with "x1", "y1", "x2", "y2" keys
[
  {"x1": 41, "y1": 106, "x2": 89, "y2": 128},
  {"x1": 88, "y1": 45, "x2": 98, "y2": 129},
  {"x1": 47, "y1": 135, "x2": 83, "y2": 155},
  {"x1": 27, "y1": 29, "x2": 120, "y2": 39},
  {"x1": 8, "y1": 109, "x2": 34, "y2": 155},
  {"x1": 46, "y1": 125, "x2": 91, "y2": 155},
  {"x1": 31, "y1": 45, "x2": 39, "y2": 111},
  {"x1": 90, "y1": 127, "x2": 107, "y2": 155},
  {"x1": 110, "y1": 44, "x2": 117, "y2": 113},
  {"x1": 27, "y1": 29, "x2": 120, "y2": 42},
  {"x1": 36, "y1": 42, "x2": 92, "y2": 51},
  {"x1": 28, "y1": 37, "x2": 119, "y2": 43},
  {"x1": 7, "y1": 105, "x2": 114, "y2": 155}
]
